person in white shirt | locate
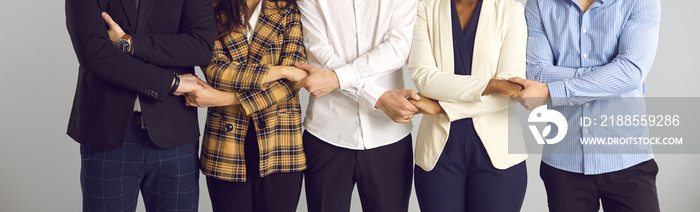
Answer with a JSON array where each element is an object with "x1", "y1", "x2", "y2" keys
[{"x1": 295, "y1": 0, "x2": 419, "y2": 211}]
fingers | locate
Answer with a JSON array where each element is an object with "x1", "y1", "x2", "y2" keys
[
  {"x1": 509, "y1": 77, "x2": 528, "y2": 86},
  {"x1": 195, "y1": 77, "x2": 206, "y2": 84},
  {"x1": 194, "y1": 77, "x2": 213, "y2": 89},
  {"x1": 408, "y1": 90, "x2": 420, "y2": 100},
  {"x1": 102, "y1": 12, "x2": 118, "y2": 29},
  {"x1": 294, "y1": 63, "x2": 313, "y2": 71},
  {"x1": 294, "y1": 79, "x2": 307, "y2": 89},
  {"x1": 293, "y1": 66, "x2": 309, "y2": 73},
  {"x1": 396, "y1": 89, "x2": 420, "y2": 100},
  {"x1": 185, "y1": 95, "x2": 195, "y2": 107},
  {"x1": 403, "y1": 101, "x2": 419, "y2": 113},
  {"x1": 310, "y1": 90, "x2": 331, "y2": 98}
]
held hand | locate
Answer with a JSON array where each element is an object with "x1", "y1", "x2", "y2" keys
[
  {"x1": 283, "y1": 66, "x2": 308, "y2": 82},
  {"x1": 172, "y1": 74, "x2": 203, "y2": 96},
  {"x1": 509, "y1": 77, "x2": 550, "y2": 110},
  {"x1": 498, "y1": 80, "x2": 524, "y2": 97},
  {"x1": 185, "y1": 79, "x2": 240, "y2": 107},
  {"x1": 482, "y1": 79, "x2": 523, "y2": 96},
  {"x1": 102, "y1": 12, "x2": 125, "y2": 45},
  {"x1": 293, "y1": 63, "x2": 340, "y2": 98},
  {"x1": 376, "y1": 89, "x2": 421, "y2": 123},
  {"x1": 408, "y1": 94, "x2": 443, "y2": 115}
]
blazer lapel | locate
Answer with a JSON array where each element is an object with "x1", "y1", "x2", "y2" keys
[
  {"x1": 248, "y1": 1, "x2": 284, "y2": 63},
  {"x1": 136, "y1": 0, "x2": 157, "y2": 32},
  {"x1": 119, "y1": 0, "x2": 138, "y2": 31},
  {"x1": 472, "y1": 0, "x2": 494, "y2": 78},
  {"x1": 438, "y1": 0, "x2": 454, "y2": 74},
  {"x1": 260, "y1": 1, "x2": 284, "y2": 24},
  {"x1": 225, "y1": 33, "x2": 250, "y2": 65}
]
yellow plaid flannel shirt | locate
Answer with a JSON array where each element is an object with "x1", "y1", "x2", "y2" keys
[{"x1": 200, "y1": 1, "x2": 306, "y2": 182}]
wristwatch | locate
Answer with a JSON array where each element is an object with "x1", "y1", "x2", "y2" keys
[{"x1": 116, "y1": 34, "x2": 132, "y2": 53}]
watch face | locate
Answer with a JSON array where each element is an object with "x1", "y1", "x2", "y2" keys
[{"x1": 117, "y1": 39, "x2": 131, "y2": 52}]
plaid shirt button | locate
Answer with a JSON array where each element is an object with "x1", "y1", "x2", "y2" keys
[{"x1": 225, "y1": 124, "x2": 234, "y2": 132}]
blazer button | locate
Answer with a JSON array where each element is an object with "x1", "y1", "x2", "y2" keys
[{"x1": 225, "y1": 124, "x2": 233, "y2": 132}]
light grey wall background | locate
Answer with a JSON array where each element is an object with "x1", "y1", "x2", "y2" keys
[{"x1": 1, "y1": 0, "x2": 698, "y2": 211}]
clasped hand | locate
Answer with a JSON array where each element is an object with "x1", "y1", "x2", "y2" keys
[{"x1": 508, "y1": 77, "x2": 551, "y2": 110}]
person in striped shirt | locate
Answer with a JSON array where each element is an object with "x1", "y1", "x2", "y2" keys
[{"x1": 510, "y1": 0, "x2": 661, "y2": 211}]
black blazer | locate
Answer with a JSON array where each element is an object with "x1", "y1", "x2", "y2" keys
[{"x1": 65, "y1": 0, "x2": 215, "y2": 150}]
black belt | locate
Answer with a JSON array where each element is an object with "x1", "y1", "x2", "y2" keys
[{"x1": 132, "y1": 112, "x2": 146, "y2": 129}]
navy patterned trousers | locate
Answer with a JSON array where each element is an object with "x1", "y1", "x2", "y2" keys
[{"x1": 80, "y1": 126, "x2": 200, "y2": 212}]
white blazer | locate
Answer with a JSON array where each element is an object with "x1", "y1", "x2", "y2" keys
[{"x1": 408, "y1": 0, "x2": 528, "y2": 171}]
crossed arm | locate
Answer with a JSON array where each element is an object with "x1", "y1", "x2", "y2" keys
[
  {"x1": 66, "y1": 0, "x2": 216, "y2": 101},
  {"x1": 183, "y1": 7, "x2": 309, "y2": 115},
  {"x1": 295, "y1": 0, "x2": 425, "y2": 123},
  {"x1": 511, "y1": 0, "x2": 661, "y2": 110},
  {"x1": 406, "y1": 1, "x2": 527, "y2": 118}
]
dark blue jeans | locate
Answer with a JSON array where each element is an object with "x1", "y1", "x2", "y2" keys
[
  {"x1": 80, "y1": 126, "x2": 200, "y2": 212},
  {"x1": 414, "y1": 119, "x2": 527, "y2": 212}
]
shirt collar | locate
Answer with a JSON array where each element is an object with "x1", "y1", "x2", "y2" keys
[{"x1": 567, "y1": 0, "x2": 610, "y2": 10}]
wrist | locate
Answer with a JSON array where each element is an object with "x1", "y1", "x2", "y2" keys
[
  {"x1": 128, "y1": 37, "x2": 134, "y2": 55},
  {"x1": 281, "y1": 66, "x2": 293, "y2": 78},
  {"x1": 220, "y1": 91, "x2": 240, "y2": 106},
  {"x1": 374, "y1": 91, "x2": 388, "y2": 109},
  {"x1": 116, "y1": 34, "x2": 132, "y2": 53},
  {"x1": 330, "y1": 71, "x2": 340, "y2": 89},
  {"x1": 169, "y1": 74, "x2": 180, "y2": 94},
  {"x1": 483, "y1": 79, "x2": 497, "y2": 95}
]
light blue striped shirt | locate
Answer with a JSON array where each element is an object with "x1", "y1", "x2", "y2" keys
[{"x1": 525, "y1": 0, "x2": 660, "y2": 174}]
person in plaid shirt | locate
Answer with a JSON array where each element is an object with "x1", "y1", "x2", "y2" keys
[{"x1": 184, "y1": 0, "x2": 308, "y2": 211}]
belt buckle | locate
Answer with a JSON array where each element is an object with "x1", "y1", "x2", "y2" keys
[
  {"x1": 134, "y1": 112, "x2": 146, "y2": 130},
  {"x1": 139, "y1": 115, "x2": 146, "y2": 130}
]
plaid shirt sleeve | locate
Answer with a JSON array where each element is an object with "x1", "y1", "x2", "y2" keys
[
  {"x1": 236, "y1": 7, "x2": 306, "y2": 115},
  {"x1": 204, "y1": 40, "x2": 271, "y2": 92}
]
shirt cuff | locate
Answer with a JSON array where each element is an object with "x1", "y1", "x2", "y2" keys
[
  {"x1": 360, "y1": 83, "x2": 387, "y2": 109},
  {"x1": 334, "y1": 64, "x2": 358, "y2": 89},
  {"x1": 574, "y1": 67, "x2": 591, "y2": 77},
  {"x1": 548, "y1": 81, "x2": 567, "y2": 106}
]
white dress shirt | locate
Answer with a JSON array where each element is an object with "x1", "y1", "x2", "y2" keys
[
  {"x1": 246, "y1": 1, "x2": 263, "y2": 43},
  {"x1": 298, "y1": 0, "x2": 418, "y2": 150}
]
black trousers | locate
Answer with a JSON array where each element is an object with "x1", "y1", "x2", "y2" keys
[
  {"x1": 303, "y1": 131, "x2": 413, "y2": 212},
  {"x1": 540, "y1": 159, "x2": 660, "y2": 212},
  {"x1": 205, "y1": 122, "x2": 303, "y2": 212}
]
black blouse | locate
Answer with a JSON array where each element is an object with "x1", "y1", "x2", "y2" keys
[{"x1": 451, "y1": 0, "x2": 482, "y2": 76}]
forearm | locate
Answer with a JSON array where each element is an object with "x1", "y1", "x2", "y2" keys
[
  {"x1": 66, "y1": 0, "x2": 173, "y2": 101},
  {"x1": 336, "y1": 81, "x2": 387, "y2": 109},
  {"x1": 204, "y1": 61, "x2": 272, "y2": 92},
  {"x1": 527, "y1": 64, "x2": 591, "y2": 83},
  {"x1": 131, "y1": 0, "x2": 215, "y2": 66},
  {"x1": 547, "y1": 59, "x2": 645, "y2": 106},
  {"x1": 215, "y1": 90, "x2": 241, "y2": 106},
  {"x1": 411, "y1": 66, "x2": 492, "y2": 102},
  {"x1": 237, "y1": 80, "x2": 297, "y2": 115},
  {"x1": 481, "y1": 79, "x2": 522, "y2": 96},
  {"x1": 132, "y1": 33, "x2": 214, "y2": 66},
  {"x1": 440, "y1": 96, "x2": 511, "y2": 121},
  {"x1": 265, "y1": 66, "x2": 303, "y2": 83}
]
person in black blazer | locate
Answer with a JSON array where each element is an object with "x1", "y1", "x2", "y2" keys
[{"x1": 65, "y1": 0, "x2": 215, "y2": 211}]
